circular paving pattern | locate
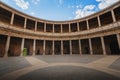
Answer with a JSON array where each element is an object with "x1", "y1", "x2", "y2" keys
[{"x1": 17, "y1": 65, "x2": 120, "y2": 80}]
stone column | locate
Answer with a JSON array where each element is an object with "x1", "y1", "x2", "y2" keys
[
  {"x1": 44, "y1": 23, "x2": 46, "y2": 32},
  {"x1": 111, "y1": 10, "x2": 116, "y2": 22},
  {"x1": 53, "y1": 24, "x2": 54, "y2": 33},
  {"x1": 97, "y1": 16, "x2": 101, "y2": 27},
  {"x1": 52, "y1": 40, "x2": 55, "y2": 55},
  {"x1": 89, "y1": 38, "x2": 93, "y2": 55},
  {"x1": 117, "y1": 34, "x2": 120, "y2": 49},
  {"x1": 70, "y1": 40, "x2": 72, "y2": 55},
  {"x1": 77, "y1": 22, "x2": 79, "y2": 32},
  {"x1": 35, "y1": 21, "x2": 37, "y2": 32},
  {"x1": 10, "y1": 13, "x2": 14, "y2": 25},
  {"x1": 69, "y1": 23, "x2": 71, "y2": 32},
  {"x1": 61, "y1": 24, "x2": 63, "y2": 33},
  {"x1": 101, "y1": 36, "x2": 106, "y2": 55},
  {"x1": 79, "y1": 39, "x2": 82, "y2": 55},
  {"x1": 24, "y1": 18, "x2": 27, "y2": 29},
  {"x1": 20, "y1": 38, "x2": 24, "y2": 56},
  {"x1": 61, "y1": 41, "x2": 63, "y2": 55},
  {"x1": 33, "y1": 39, "x2": 36, "y2": 56},
  {"x1": 43, "y1": 40, "x2": 46, "y2": 55},
  {"x1": 86, "y1": 20, "x2": 89, "y2": 30},
  {"x1": 4, "y1": 36, "x2": 11, "y2": 57}
]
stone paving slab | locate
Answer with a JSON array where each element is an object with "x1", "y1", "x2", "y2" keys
[
  {"x1": 17, "y1": 65, "x2": 120, "y2": 80},
  {"x1": 25, "y1": 57, "x2": 48, "y2": 66},
  {"x1": 0, "y1": 55, "x2": 120, "y2": 80},
  {"x1": 35, "y1": 55, "x2": 105, "y2": 63},
  {"x1": 0, "y1": 57, "x2": 31, "y2": 76},
  {"x1": 109, "y1": 57, "x2": 120, "y2": 70}
]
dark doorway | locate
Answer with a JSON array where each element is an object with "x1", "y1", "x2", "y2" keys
[
  {"x1": 110, "y1": 41, "x2": 120, "y2": 54},
  {"x1": 24, "y1": 39, "x2": 33, "y2": 56},
  {"x1": 104, "y1": 35, "x2": 120, "y2": 55},
  {"x1": 0, "y1": 35, "x2": 7, "y2": 57},
  {"x1": 63, "y1": 41, "x2": 70, "y2": 54},
  {"x1": 55, "y1": 41, "x2": 61, "y2": 55},
  {"x1": 81, "y1": 39, "x2": 90, "y2": 54}
]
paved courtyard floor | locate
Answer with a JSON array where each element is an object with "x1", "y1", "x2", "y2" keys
[{"x1": 0, "y1": 55, "x2": 120, "y2": 80}]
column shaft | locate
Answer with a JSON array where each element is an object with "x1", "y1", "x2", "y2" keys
[
  {"x1": 101, "y1": 36, "x2": 106, "y2": 55},
  {"x1": 61, "y1": 24, "x2": 63, "y2": 33},
  {"x1": 35, "y1": 21, "x2": 37, "y2": 31},
  {"x1": 33, "y1": 39, "x2": 36, "y2": 56},
  {"x1": 61, "y1": 41, "x2": 63, "y2": 55},
  {"x1": 44, "y1": 23, "x2": 46, "y2": 32},
  {"x1": 79, "y1": 40, "x2": 82, "y2": 55},
  {"x1": 52, "y1": 40, "x2": 55, "y2": 55},
  {"x1": 86, "y1": 20, "x2": 89, "y2": 30},
  {"x1": 10, "y1": 13, "x2": 14, "y2": 25},
  {"x1": 117, "y1": 34, "x2": 120, "y2": 49},
  {"x1": 24, "y1": 18, "x2": 27, "y2": 29},
  {"x1": 98, "y1": 16, "x2": 101, "y2": 27},
  {"x1": 70, "y1": 40, "x2": 72, "y2": 55},
  {"x1": 43, "y1": 40, "x2": 46, "y2": 55},
  {"x1": 4, "y1": 36, "x2": 10, "y2": 57},
  {"x1": 77, "y1": 22, "x2": 79, "y2": 32},
  {"x1": 53, "y1": 24, "x2": 54, "y2": 33},
  {"x1": 89, "y1": 38, "x2": 93, "y2": 55},
  {"x1": 69, "y1": 24, "x2": 71, "y2": 32},
  {"x1": 111, "y1": 10, "x2": 116, "y2": 22},
  {"x1": 20, "y1": 38, "x2": 24, "y2": 56}
]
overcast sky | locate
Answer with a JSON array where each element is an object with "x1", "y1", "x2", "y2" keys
[{"x1": 1, "y1": 0, "x2": 119, "y2": 21}]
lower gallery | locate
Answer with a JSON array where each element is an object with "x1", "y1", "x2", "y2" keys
[{"x1": 0, "y1": 1, "x2": 120, "y2": 80}]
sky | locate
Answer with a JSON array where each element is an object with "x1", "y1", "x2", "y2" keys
[{"x1": 1, "y1": 0, "x2": 119, "y2": 21}]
